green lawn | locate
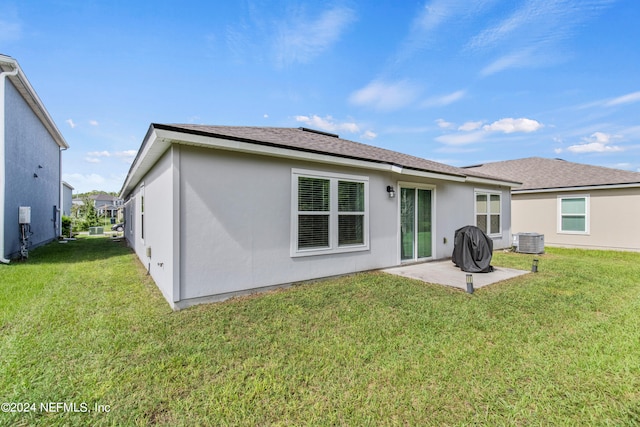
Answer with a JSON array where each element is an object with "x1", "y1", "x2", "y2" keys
[{"x1": 1, "y1": 237, "x2": 639, "y2": 426}]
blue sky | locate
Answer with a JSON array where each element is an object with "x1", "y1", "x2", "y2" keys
[{"x1": 2, "y1": 0, "x2": 639, "y2": 193}]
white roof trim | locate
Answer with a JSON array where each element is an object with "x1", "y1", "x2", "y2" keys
[
  {"x1": 513, "y1": 182, "x2": 640, "y2": 194},
  {"x1": 466, "y1": 176, "x2": 522, "y2": 187},
  {"x1": 0, "y1": 55, "x2": 68, "y2": 149}
]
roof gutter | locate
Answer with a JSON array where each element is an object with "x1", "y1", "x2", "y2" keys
[
  {"x1": 0, "y1": 60, "x2": 19, "y2": 264},
  {"x1": 513, "y1": 181, "x2": 640, "y2": 194}
]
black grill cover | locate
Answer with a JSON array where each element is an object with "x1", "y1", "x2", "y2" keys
[{"x1": 452, "y1": 225, "x2": 494, "y2": 273}]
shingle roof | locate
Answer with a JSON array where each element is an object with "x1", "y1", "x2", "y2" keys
[
  {"x1": 156, "y1": 123, "x2": 510, "y2": 182},
  {"x1": 463, "y1": 157, "x2": 640, "y2": 191}
]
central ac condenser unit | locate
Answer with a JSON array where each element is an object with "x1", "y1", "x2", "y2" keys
[{"x1": 513, "y1": 233, "x2": 545, "y2": 254}]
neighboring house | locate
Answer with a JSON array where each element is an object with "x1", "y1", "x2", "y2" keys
[
  {"x1": 464, "y1": 157, "x2": 640, "y2": 252},
  {"x1": 71, "y1": 197, "x2": 84, "y2": 217},
  {"x1": 90, "y1": 193, "x2": 122, "y2": 219},
  {"x1": 62, "y1": 181, "x2": 74, "y2": 216},
  {"x1": 71, "y1": 193, "x2": 123, "y2": 220},
  {"x1": 120, "y1": 124, "x2": 519, "y2": 309},
  {"x1": 1, "y1": 54, "x2": 69, "y2": 262}
]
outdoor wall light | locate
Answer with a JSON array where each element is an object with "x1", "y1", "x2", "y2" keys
[
  {"x1": 466, "y1": 274, "x2": 474, "y2": 294},
  {"x1": 532, "y1": 259, "x2": 539, "y2": 273},
  {"x1": 386, "y1": 185, "x2": 396, "y2": 198}
]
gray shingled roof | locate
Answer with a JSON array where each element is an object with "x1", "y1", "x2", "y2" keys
[
  {"x1": 156, "y1": 123, "x2": 510, "y2": 182},
  {"x1": 464, "y1": 157, "x2": 640, "y2": 191}
]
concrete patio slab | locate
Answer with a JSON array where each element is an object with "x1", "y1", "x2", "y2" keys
[{"x1": 382, "y1": 259, "x2": 529, "y2": 291}]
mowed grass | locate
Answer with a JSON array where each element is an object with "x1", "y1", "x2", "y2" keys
[{"x1": 1, "y1": 237, "x2": 640, "y2": 426}]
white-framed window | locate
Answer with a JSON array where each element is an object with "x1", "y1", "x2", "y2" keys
[
  {"x1": 558, "y1": 195, "x2": 589, "y2": 234},
  {"x1": 475, "y1": 190, "x2": 501, "y2": 236},
  {"x1": 291, "y1": 169, "x2": 369, "y2": 257}
]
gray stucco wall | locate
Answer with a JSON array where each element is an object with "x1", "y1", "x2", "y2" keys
[
  {"x1": 125, "y1": 143, "x2": 512, "y2": 309},
  {"x1": 3, "y1": 79, "x2": 61, "y2": 258},
  {"x1": 176, "y1": 146, "x2": 398, "y2": 302},
  {"x1": 125, "y1": 147, "x2": 177, "y2": 303}
]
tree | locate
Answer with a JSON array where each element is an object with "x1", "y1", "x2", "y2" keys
[{"x1": 83, "y1": 196, "x2": 100, "y2": 228}]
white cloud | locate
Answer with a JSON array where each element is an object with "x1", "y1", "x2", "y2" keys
[
  {"x1": 85, "y1": 150, "x2": 110, "y2": 164},
  {"x1": 87, "y1": 150, "x2": 111, "y2": 157},
  {"x1": 614, "y1": 163, "x2": 632, "y2": 169},
  {"x1": 415, "y1": 1, "x2": 452, "y2": 32},
  {"x1": 604, "y1": 91, "x2": 640, "y2": 107},
  {"x1": 458, "y1": 121, "x2": 483, "y2": 131},
  {"x1": 469, "y1": 0, "x2": 615, "y2": 75},
  {"x1": 114, "y1": 150, "x2": 138, "y2": 163},
  {"x1": 349, "y1": 80, "x2": 421, "y2": 111},
  {"x1": 422, "y1": 90, "x2": 466, "y2": 107},
  {"x1": 295, "y1": 115, "x2": 360, "y2": 134},
  {"x1": 436, "y1": 117, "x2": 543, "y2": 146},
  {"x1": 361, "y1": 130, "x2": 377, "y2": 140},
  {"x1": 567, "y1": 142, "x2": 622, "y2": 153},
  {"x1": 566, "y1": 132, "x2": 623, "y2": 153},
  {"x1": 480, "y1": 49, "x2": 537, "y2": 76},
  {"x1": 63, "y1": 172, "x2": 105, "y2": 188},
  {"x1": 591, "y1": 132, "x2": 615, "y2": 144},
  {"x1": 65, "y1": 119, "x2": 77, "y2": 128},
  {"x1": 274, "y1": 6, "x2": 356, "y2": 67},
  {"x1": 395, "y1": 0, "x2": 493, "y2": 63},
  {"x1": 483, "y1": 118, "x2": 543, "y2": 133},
  {"x1": 83, "y1": 150, "x2": 136, "y2": 164},
  {"x1": 436, "y1": 118, "x2": 455, "y2": 129},
  {"x1": 89, "y1": 120, "x2": 99, "y2": 126},
  {"x1": 62, "y1": 172, "x2": 126, "y2": 194},
  {"x1": 115, "y1": 150, "x2": 138, "y2": 157},
  {"x1": 435, "y1": 131, "x2": 486, "y2": 145}
]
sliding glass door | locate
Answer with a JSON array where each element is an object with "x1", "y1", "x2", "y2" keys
[{"x1": 400, "y1": 187, "x2": 432, "y2": 261}]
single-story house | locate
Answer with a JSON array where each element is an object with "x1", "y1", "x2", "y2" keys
[
  {"x1": 464, "y1": 157, "x2": 640, "y2": 252},
  {"x1": 120, "y1": 124, "x2": 519, "y2": 309},
  {"x1": 1, "y1": 54, "x2": 69, "y2": 262}
]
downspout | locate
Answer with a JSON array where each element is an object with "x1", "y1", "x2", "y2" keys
[
  {"x1": 58, "y1": 147, "x2": 66, "y2": 237},
  {"x1": 0, "y1": 64, "x2": 19, "y2": 264}
]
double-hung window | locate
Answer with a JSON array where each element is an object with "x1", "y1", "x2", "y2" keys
[
  {"x1": 475, "y1": 190, "x2": 501, "y2": 236},
  {"x1": 292, "y1": 169, "x2": 369, "y2": 256},
  {"x1": 558, "y1": 195, "x2": 589, "y2": 234}
]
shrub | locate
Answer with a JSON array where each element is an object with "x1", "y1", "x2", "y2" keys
[{"x1": 61, "y1": 215, "x2": 72, "y2": 237}]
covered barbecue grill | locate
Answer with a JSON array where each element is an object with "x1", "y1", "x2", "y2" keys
[{"x1": 452, "y1": 225, "x2": 494, "y2": 273}]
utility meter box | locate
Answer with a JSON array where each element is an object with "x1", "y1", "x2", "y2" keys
[{"x1": 19, "y1": 206, "x2": 31, "y2": 224}]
